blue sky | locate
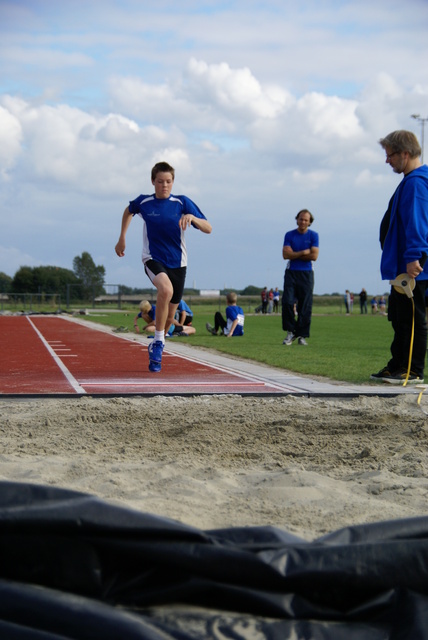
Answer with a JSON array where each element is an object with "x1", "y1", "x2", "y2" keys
[{"x1": 1, "y1": 0, "x2": 428, "y2": 295}]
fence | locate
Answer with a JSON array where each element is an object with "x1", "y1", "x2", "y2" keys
[{"x1": 0, "y1": 293, "x2": 61, "y2": 312}]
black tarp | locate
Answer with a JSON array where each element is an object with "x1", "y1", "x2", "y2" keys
[{"x1": 0, "y1": 481, "x2": 427, "y2": 638}]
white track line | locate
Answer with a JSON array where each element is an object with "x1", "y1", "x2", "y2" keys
[
  {"x1": 27, "y1": 317, "x2": 86, "y2": 394},
  {"x1": 81, "y1": 380, "x2": 268, "y2": 387}
]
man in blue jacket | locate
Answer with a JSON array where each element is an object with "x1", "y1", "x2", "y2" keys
[{"x1": 371, "y1": 130, "x2": 428, "y2": 384}]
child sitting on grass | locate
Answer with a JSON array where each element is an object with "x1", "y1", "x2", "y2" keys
[
  {"x1": 206, "y1": 292, "x2": 244, "y2": 337},
  {"x1": 134, "y1": 300, "x2": 156, "y2": 333}
]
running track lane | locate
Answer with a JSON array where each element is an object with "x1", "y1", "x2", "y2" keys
[{"x1": 0, "y1": 316, "x2": 287, "y2": 396}]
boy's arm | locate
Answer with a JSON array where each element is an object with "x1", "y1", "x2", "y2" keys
[
  {"x1": 179, "y1": 214, "x2": 212, "y2": 234},
  {"x1": 115, "y1": 206, "x2": 133, "y2": 256},
  {"x1": 226, "y1": 319, "x2": 239, "y2": 338}
]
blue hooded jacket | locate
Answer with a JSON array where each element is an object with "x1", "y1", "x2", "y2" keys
[{"x1": 381, "y1": 165, "x2": 428, "y2": 280}]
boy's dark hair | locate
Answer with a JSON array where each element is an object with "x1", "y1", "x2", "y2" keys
[
  {"x1": 295, "y1": 209, "x2": 314, "y2": 225},
  {"x1": 151, "y1": 162, "x2": 175, "y2": 181}
]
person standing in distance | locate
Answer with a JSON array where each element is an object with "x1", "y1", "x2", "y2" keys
[
  {"x1": 371, "y1": 130, "x2": 428, "y2": 384},
  {"x1": 282, "y1": 209, "x2": 319, "y2": 346},
  {"x1": 115, "y1": 161, "x2": 212, "y2": 373}
]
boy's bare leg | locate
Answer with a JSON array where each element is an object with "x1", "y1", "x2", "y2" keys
[
  {"x1": 152, "y1": 272, "x2": 173, "y2": 334},
  {"x1": 165, "y1": 301, "x2": 179, "y2": 332},
  {"x1": 151, "y1": 273, "x2": 179, "y2": 333},
  {"x1": 147, "y1": 272, "x2": 174, "y2": 372}
]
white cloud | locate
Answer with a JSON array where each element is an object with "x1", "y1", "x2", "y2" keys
[
  {"x1": 1, "y1": 46, "x2": 93, "y2": 70},
  {"x1": 0, "y1": 96, "x2": 190, "y2": 195},
  {"x1": 355, "y1": 169, "x2": 387, "y2": 186},
  {"x1": 4, "y1": 62, "x2": 360, "y2": 197},
  {"x1": 108, "y1": 77, "x2": 178, "y2": 120},
  {"x1": 292, "y1": 170, "x2": 332, "y2": 189},
  {"x1": 0, "y1": 105, "x2": 22, "y2": 178},
  {"x1": 108, "y1": 59, "x2": 293, "y2": 139},
  {"x1": 297, "y1": 92, "x2": 362, "y2": 139},
  {"x1": 356, "y1": 73, "x2": 415, "y2": 137},
  {"x1": 185, "y1": 58, "x2": 289, "y2": 119}
]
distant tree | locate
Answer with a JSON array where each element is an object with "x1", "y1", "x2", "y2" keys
[
  {"x1": 33, "y1": 266, "x2": 79, "y2": 298},
  {"x1": 0, "y1": 272, "x2": 12, "y2": 293},
  {"x1": 118, "y1": 285, "x2": 133, "y2": 295},
  {"x1": 73, "y1": 251, "x2": 105, "y2": 299},
  {"x1": 241, "y1": 285, "x2": 262, "y2": 295},
  {"x1": 12, "y1": 266, "x2": 34, "y2": 293},
  {"x1": 11, "y1": 265, "x2": 80, "y2": 299}
]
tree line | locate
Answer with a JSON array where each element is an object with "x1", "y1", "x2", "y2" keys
[
  {"x1": 0, "y1": 254, "x2": 280, "y2": 301},
  {"x1": 0, "y1": 252, "x2": 106, "y2": 302}
]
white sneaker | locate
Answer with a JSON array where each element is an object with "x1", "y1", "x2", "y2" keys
[
  {"x1": 283, "y1": 332, "x2": 295, "y2": 346},
  {"x1": 297, "y1": 337, "x2": 308, "y2": 346}
]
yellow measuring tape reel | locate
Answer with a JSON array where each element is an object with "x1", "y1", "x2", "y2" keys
[
  {"x1": 389, "y1": 273, "x2": 416, "y2": 387},
  {"x1": 390, "y1": 252, "x2": 427, "y2": 403}
]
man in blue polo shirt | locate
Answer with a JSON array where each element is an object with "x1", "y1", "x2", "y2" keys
[
  {"x1": 115, "y1": 162, "x2": 212, "y2": 372},
  {"x1": 281, "y1": 209, "x2": 319, "y2": 346}
]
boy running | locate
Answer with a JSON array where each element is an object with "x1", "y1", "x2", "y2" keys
[{"x1": 115, "y1": 162, "x2": 212, "y2": 372}]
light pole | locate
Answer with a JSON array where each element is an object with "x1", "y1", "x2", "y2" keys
[{"x1": 411, "y1": 114, "x2": 428, "y2": 163}]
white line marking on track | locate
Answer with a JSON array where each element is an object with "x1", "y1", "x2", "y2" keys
[
  {"x1": 81, "y1": 381, "x2": 271, "y2": 387},
  {"x1": 160, "y1": 349, "x2": 294, "y2": 392},
  {"x1": 26, "y1": 317, "x2": 86, "y2": 394}
]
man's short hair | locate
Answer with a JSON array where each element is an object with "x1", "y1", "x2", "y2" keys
[
  {"x1": 139, "y1": 300, "x2": 151, "y2": 313},
  {"x1": 151, "y1": 162, "x2": 175, "y2": 181},
  {"x1": 295, "y1": 209, "x2": 314, "y2": 225},
  {"x1": 379, "y1": 130, "x2": 422, "y2": 158},
  {"x1": 226, "y1": 291, "x2": 237, "y2": 304}
]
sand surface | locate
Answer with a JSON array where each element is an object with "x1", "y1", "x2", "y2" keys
[{"x1": 2, "y1": 393, "x2": 428, "y2": 540}]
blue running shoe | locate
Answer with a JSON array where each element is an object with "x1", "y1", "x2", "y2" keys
[{"x1": 148, "y1": 340, "x2": 164, "y2": 372}]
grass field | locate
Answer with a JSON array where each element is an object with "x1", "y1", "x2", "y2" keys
[{"x1": 82, "y1": 308, "x2": 393, "y2": 384}]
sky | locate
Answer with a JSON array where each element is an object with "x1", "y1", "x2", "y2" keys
[{"x1": 1, "y1": 0, "x2": 428, "y2": 296}]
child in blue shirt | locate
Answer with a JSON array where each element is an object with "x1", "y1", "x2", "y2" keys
[
  {"x1": 206, "y1": 292, "x2": 244, "y2": 337},
  {"x1": 176, "y1": 299, "x2": 194, "y2": 326},
  {"x1": 133, "y1": 300, "x2": 155, "y2": 333}
]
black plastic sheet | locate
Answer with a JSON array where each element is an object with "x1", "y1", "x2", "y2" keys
[{"x1": 0, "y1": 481, "x2": 427, "y2": 638}]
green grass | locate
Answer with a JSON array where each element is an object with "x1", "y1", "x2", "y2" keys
[{"x1": 82, "y1": 309, "x2": 392, "y2": 384}]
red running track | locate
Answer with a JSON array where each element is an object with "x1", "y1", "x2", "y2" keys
[{"x1": 0, "y1": 316, "x2": 286, "y2": 396}]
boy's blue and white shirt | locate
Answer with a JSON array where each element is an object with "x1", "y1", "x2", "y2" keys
[
  {"x1": 225, "y1": 305, "x2": 245, "y2": 336},
  {"x1": 129, "y1": 194, "x2": 207, "y2": 269},
  {"x1": 177, "y1": 299, "x2": 193, "y2": 317},
  {"x1": 137, "y1": 304, "x2": 155, "y2": 322}
]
